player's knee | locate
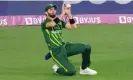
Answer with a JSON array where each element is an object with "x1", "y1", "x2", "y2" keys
[
  {"x1": 84, "y1": 44, "x2": 91, "y2": 51},
  {"x1": 67, "y1": 70, "x2": 76, "y2": 76}
]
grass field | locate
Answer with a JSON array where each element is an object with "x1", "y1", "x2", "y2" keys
[{"x1": 0, "y1": 24, "x2": 133, "y2": 80}]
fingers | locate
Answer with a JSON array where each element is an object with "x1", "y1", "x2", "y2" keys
[
  {"x1": 61, "y1": 3, "x2": 71, "y2": 15},
  {"x1": 64, "y1": 7, "x2": 67, "y2": 10}
]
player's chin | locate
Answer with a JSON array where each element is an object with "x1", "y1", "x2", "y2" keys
[{"x1": 49, "y1": 15, "x2": 56, "y2": 18}]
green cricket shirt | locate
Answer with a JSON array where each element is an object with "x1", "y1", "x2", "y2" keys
[{"x1": 41, "y1": 18, "x2": 66, "y2": 49}]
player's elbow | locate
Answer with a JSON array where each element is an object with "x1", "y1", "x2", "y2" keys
[
  {"x1": 70, "y1": 24, "x2": 77, "y2": 29},
  {"x1": 73, "y1": 24, "x2": 77, "y2": 28},
  {"x1": 74, "y1": 25, "x2": 77, "y2": 28}
]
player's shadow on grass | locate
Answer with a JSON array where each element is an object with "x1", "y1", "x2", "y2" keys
[
  {"x1": 0, "y1": 67, "x2": 54, "y2": 76},
  {"x1": 0, "y1": 71, "x2": 53, "y2": 76}
]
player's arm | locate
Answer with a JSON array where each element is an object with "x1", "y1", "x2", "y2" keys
[
  {"x1": 65, "y1": 13, "x2": 77, "y2": 29},
  {"x1": 64, "y1": 4, "x2": 77, "y2": 29}
]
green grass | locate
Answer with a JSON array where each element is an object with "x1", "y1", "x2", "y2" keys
[{"x1": 0, "y1": 24, "x2": 133, "y2": 80}]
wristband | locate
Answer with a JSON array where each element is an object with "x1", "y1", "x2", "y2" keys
[
  {"x1": 69, "y1": 19, "x2": 75, "y2": 24},
  {"x1": 53, "y1": 17, "x2": 60, "y2": 24}
]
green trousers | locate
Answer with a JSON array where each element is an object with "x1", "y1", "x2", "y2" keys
[{"x1": 49, "y1": 42, "x2": 91, "y2": 76}]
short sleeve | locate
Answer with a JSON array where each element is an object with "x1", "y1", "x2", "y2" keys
[
  {"x1": 41, "y1": 21, "x2": 46, "y2": 30},
  {"x1": 61, "y1": 20, "x2": 67, "y2": 28}
]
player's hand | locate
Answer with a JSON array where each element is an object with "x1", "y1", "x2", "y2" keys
[
  {"x1": 65, "y1": 6, "x2": 72, "y2": 19},
  {"x1": 65, "y1": 7, "x2": 71, "y2": 15},
  {"x1": 46, "y1": 21, "x2": 56, "y2": 27},
  {"x1": 61, "y1": 4, "x2": 71, "y2": 15}
]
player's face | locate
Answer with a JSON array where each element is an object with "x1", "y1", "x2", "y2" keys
[{"x1": 47, "y1": 8, "x2": 56, "y2": 18}]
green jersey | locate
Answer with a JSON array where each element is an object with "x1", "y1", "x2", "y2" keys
[{"x1": 41, "y1": 18, "x2": 66, "y2": 49}]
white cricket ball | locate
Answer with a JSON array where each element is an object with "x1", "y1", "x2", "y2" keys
[{"x1": 65, "y1": 4, "x2": 71, "y2": 8}]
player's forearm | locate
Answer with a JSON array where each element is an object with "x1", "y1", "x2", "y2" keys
[
  {"x1": 67, "y1": 13, "x2": 73, "y2": 19},
  {"x1": 58, "y1": 12, "x2": 65, "y2": 20},
  {"x1": 67, "y1": 13, "x2": 77, "y2": 28},
  {"x1": 70, "y1": 24, "x2": 77, "y2": 29}
]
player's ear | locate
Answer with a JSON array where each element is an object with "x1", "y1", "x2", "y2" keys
[{"x1": 45, "y1": 12, "x2": 48, "y2": 15}]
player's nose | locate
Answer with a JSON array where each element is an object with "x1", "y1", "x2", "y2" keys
[{"x1": 52, "y1": 11, "x2": 55, "y2": 14}]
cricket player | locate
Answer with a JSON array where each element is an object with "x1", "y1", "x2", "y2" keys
[{"x1": 41, "y1": 4, "x2": 97, "y2": 76}]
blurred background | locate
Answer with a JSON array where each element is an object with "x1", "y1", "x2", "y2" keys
[
  {"x1": 0, "y1": 1, "x2": 133, "y2": 16},
  {"x1": 0, "y1": 1, "x2": 133, "y2": 26}
]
